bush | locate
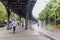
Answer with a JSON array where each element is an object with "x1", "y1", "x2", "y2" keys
[{"x1": 47, "y1": 24, "x2": 53, "y2": 30}]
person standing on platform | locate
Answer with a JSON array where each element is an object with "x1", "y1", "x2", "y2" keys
[
  {"x1": 9, "y1": 21, "x2": 12, "y2": 29},
  {"x1": 22, "y1": 22, "x2": 24, "y2": 28},
  {"x1": 37, "y1": 23, "x2": 39, "y2": 27},
  {"x1": 12, "y1": 20, "x2": 17, "y2": 33}
]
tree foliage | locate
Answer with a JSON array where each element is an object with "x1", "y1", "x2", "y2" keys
[
  {"x1": 38, "y1": 0, "x2": 60, "y2": 24},
  {"x1": 0, "y1": 2, "x2": 7, "y2": 20}
]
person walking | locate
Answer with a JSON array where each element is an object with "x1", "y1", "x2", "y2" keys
[
  {"x1": 37, "y1": 23, "x2": 39, "y2": 27},
  {"x1": 12, "y1": 20, "x2": 17, "y2": 33},
  {"x1": 9, "y1": 21, "x2": 12, "y2": 29},
  {"x1": 22, "y1": 22, "x2": 24, "y2": 28}
]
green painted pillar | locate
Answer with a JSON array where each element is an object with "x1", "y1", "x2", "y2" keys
[
  {"x1": 20, "y1": 17, "x2": 21, "y2": 26},
  {"x1": 7, "y1": 9, "x2": 11, "y2": 30},
  {"x1": 25, "y1": 12, "x2": 28, "y2": 30},
  {"x1": 7, "y1": 0, "x2": 11, "y2": 30}
]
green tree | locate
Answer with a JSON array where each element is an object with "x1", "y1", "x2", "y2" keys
[
  {"x1": 38, "y1": 0, "x2": 60, "y2": 24},
  {"x1": 0, "y1": 2, "x2": 7, "y2": 20}
]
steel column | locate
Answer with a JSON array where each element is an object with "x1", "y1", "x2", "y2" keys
[
  {"x1": 25, "y1": 12, "x2": 28, "y2": 30},
  {"x1": 7, "y1": 7, "x2": 11, "y2": 30}
]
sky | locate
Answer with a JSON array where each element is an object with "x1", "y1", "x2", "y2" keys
[{"x1": 32, "y1": 0, "x2": 50, "y2": 18}]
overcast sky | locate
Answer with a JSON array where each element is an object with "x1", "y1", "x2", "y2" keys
[{"x1": 32, "y1": 0, "x2": 50, "y2": 18}]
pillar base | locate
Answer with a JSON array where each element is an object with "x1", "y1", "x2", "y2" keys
[
  {"x1": 7, "y1": 28, "x2": 9, "y2": 30},
  {"x1": 25, "y1": 27, "x2": 28, "y2": 30}
]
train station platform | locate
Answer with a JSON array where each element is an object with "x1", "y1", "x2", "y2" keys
[
  {"x1": 32, "y1": 24, "x2": 60, "y2": 40},
  {"x1": 0, "y1": 26, "x2": 51, "y2": 40}
]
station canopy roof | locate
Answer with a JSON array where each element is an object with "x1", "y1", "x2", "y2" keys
[{"x1": 1, "y1": 0, "x2": 38, "y2": 22}]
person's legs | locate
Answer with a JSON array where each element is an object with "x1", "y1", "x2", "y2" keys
[{"x1": 13, "y1": 26, "x2": 16, "y2": 33}]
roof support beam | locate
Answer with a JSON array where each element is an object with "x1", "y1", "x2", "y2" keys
[{"x1": 25, "y1": 0, "x2": 32, "y2": 30}]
